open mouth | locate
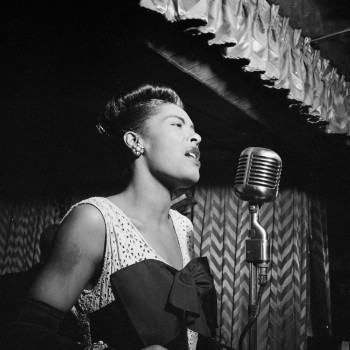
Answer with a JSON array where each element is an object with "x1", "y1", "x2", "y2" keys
[{"x1": 185, "y1": 147, "x2": 200, "y2": 161}]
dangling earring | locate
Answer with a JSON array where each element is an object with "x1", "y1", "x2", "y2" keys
[{"x1": 131, "y1": 142, "x2": 145, "y2": 157}]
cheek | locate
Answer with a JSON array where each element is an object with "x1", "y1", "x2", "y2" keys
[
  {"x1": 149, "y1": 134, "x2": 181, "y2": 157},
  {"x1": 147, "y1": 138, "x2": 183, "y2": 172}
]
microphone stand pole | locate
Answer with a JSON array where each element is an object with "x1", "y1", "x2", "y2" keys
[
  {"x1": 248, "y1": 261, "x2": 258, "y2": 350},
  {"x1": 245, "y1": 202, "x2": 270, "y2": 350}
]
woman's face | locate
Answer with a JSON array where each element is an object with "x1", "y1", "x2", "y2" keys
[{"x1": 141, "y1": 103, "x2": 201, "y2": 190}]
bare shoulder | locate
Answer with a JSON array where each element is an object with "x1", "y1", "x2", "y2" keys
[
  {"x1": 29, "y1": 203, "x2": 107, "y2": 310},
  {"x1": 62, "y1": 203, "x2": 106, "y2": 230},
  {"x1": 57, "y1": 203, "x2": 106, "y2": 263}
]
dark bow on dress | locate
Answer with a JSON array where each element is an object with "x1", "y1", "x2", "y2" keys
[
  {"x1": 169, "y1": 257, "x2": 217, "y2": 336},
  {"x1": 110, "y1": 257, "x2": 217, "y2": 347}
]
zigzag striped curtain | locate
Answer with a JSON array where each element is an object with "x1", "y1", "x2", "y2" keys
[
  {"x1": 192, "y1": 185, "x2": 331, "y2": 350},
  {"x1": 0, "y1": 194, "x2": 86, "y2": 275},
  {"x1": 0, "y1": 198, "x2": 60, "y2": 274},
  {"x1": 0, "y1": 189, "x2": 331, "y2": 350}
]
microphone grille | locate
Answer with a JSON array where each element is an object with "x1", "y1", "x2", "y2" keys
[
  {"x1": 247, "y1": 154, "x2": 281, "y2": 189},
  {"x1": 234, "y1": 147, "x2": 282, "y2": 202},
  {"x1": 235, "y1": 154, "x2": 249, "y2": 185}
]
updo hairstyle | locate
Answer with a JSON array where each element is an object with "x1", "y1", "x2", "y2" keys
[{"x1": 97, "y1": 83, "x2": 184, "y2": 162}]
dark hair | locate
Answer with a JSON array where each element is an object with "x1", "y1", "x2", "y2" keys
[{"x1": 97, "y1": 83, "x2": 184, "y2": 180}]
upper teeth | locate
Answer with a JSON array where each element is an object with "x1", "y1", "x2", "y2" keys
[{"x1": 188, "y1": 152, "x2": 197, "y2": 159}]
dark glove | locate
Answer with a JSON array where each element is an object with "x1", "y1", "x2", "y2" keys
[
  {"x1": 197, "y1": 334, "x2": 236, "y2": 350},
  {"x1": 5, "y1": 297, "x2": 86, "y2": 350}
]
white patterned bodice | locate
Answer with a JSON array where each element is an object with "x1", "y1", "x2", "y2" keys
[{"x1": 64, "y1": 197, "x2": 198, "y2": 349}]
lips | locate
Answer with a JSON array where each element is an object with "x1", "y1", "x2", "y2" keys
[{"x1": 185, "y1": 146, "x2": 200, "y2": 161}]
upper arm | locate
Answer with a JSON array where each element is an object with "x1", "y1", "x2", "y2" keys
[{"x1": 28, "y1": 204, "x2": 106, "y2": 312}]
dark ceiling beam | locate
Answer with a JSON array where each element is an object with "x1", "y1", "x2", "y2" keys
[{"x1": 140, "y1": 22, "x2": 272, "y2": 128}]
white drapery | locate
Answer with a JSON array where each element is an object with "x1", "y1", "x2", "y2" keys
[{"x1": 140, "y1": 0, "x2": 350, "y2": 134}]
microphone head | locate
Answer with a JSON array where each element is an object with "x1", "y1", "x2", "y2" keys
[{"x1": 234, "y1": 147, "x2": 282, "y2": 203}]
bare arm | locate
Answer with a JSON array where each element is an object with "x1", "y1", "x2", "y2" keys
[
  {"x1": 28, "y1": 204, "x2": 106, "y2": 312},
  {"x1": 27, "y1": 204, "x2": 168, "y2": 350}
]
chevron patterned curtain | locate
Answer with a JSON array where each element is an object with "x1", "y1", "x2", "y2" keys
[
  {"x1": 192, "y1": 185, "x2": 331, "y2": 350},
  {"x1": 0, "y1": 189, "x2": 331, "y2": 350},
  {"x1": 0, "y1": 198, "x2": 63, "y2": 275},
  {"x1": 0, "y1": 193, "x2": 106, "y2": 275}
]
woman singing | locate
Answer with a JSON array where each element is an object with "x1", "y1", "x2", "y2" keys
[{"x1": 8, "y1": 84, "x2": 219, "y2": 350}]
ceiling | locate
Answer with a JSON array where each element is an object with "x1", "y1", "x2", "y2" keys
[{"x1": 1, "y1": 1, "x2": 350, "y2": 201}]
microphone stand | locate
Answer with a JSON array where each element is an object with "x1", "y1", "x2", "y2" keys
[{"x1": 239, "y1": 202, "x2": 270, "y2": 350}]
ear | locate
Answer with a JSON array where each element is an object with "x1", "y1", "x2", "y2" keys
[{"x1": 123, "y1": 131, "x2": 139, "y2": 150}]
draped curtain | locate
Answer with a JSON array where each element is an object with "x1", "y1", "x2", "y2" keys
[
  {"x1": 0, "y1": 194, "x2": 86, "y2": 274},
  {"x1": 0, "y1": 198, "x2": 59, "y2": 274},
  {"x1": 0, "y1": 187, "x2": 331, "y2": 349},
  {"x1": 192, "y1": 186, "x2": 331, "y2": 350},
  {"x1": 140, "y1": 0, "x2": 350, "y2": 134}
]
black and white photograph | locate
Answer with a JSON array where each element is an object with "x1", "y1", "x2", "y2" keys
[{"x1": 1, "y1": 1, "x2": 350, "y2": 349}]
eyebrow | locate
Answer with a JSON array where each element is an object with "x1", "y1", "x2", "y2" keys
[{"x1": 167, "y1": 115, "x2": 195, "y2": 130}]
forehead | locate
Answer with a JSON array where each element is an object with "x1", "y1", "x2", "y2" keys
[{"x1": 148, "y1": 103, "x2": 193, "y2": 125}]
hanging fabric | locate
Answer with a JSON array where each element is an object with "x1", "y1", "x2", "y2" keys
[
  {"x1": 207, "y1": 0, "x2": 240, "y2": 46},
  {"x1": 260, "y1": 4, "x2": 281, "y2": 81},
  {"x1": 0, "y1": 185, "x2": 331, "y2": 350},
  {"x1": 329, "y1": 74, "x2": 350, "y2": 133},
  {"x1": 192, "y1": 185, "x2": 331, "y2": 350},
  {"x1": 224, "y1": 0, "x2": 254, "y2": 61},
  {"x1": 288, "y1": 28, "x2": 306, "y2": 102},
  {"x1": 140, "y1": 0, "x2": 350, "y2": 134},
  {"x1": 243, "y1": 0, "x2": 270, "y2": 73},
  {"x1": 0, "y1": 198, "x2": 60, "y2": 274},
  {"x1": 272, "y1": 16, "x2": 291, "y2": 90},
  {"x1": 308, "y1": 51, "x2": 324, "y2": 118},
  {"x1": 301, "y1": 37, "x2": 314, "y2": 107}
]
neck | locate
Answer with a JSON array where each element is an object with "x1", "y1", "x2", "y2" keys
[{"x1": 116, "y1": 173, "x2": 174, "y2": 224}]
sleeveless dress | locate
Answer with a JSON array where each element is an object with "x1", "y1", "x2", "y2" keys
[{"x1": 63, "y1": 197, "x2": 200, "y2": 349}]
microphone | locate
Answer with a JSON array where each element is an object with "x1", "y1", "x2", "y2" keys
[
  {"x1": 234, "y1": 147, "x2": 282, "y2": 204},
  {"x1": 234, "y1": 147, "x2": 282, "y2": 285}
]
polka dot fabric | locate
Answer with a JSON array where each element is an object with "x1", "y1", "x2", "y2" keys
[{"x1": 64, "y1": 197, "x2": 198, "y2": 349}]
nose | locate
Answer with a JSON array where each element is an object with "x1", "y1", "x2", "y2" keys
[{"x1": 190, "y1": 131, "x2": 201, "y2": 146}]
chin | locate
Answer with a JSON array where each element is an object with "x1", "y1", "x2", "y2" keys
[
  {"x1": 165, "y1": 170, "x2": 200, "y2": 190},
  {"x1": 181, "y1": 174, "x2": 200, "y2": 188}
]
